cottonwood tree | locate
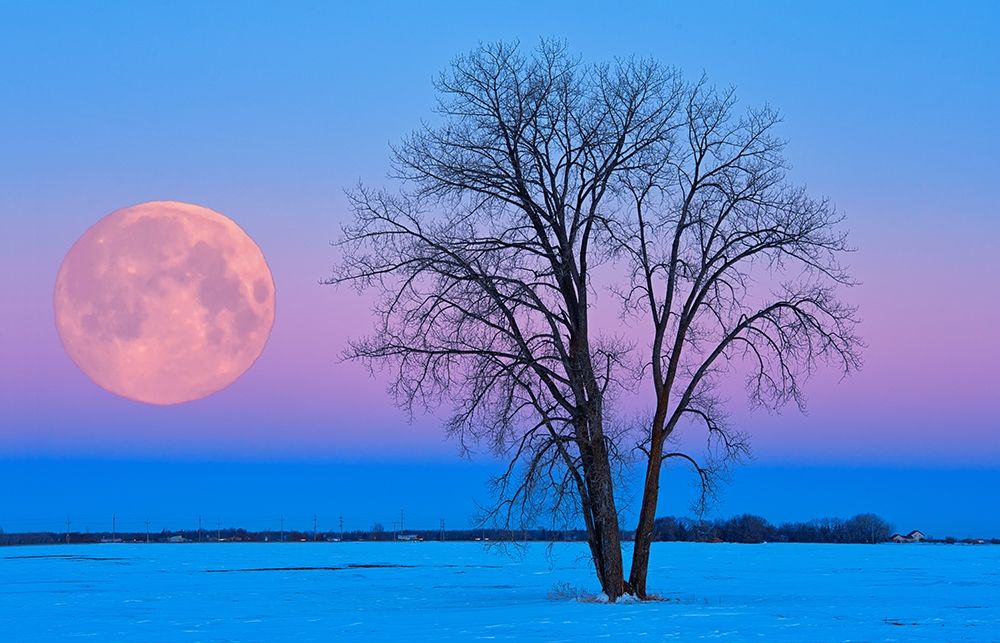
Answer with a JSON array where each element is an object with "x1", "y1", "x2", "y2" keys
[
  {"x1": 329, "y1": 41, "x2": 672, "y2": 599},
  {"x1": 330, "y1": 41, "x2": 861, "y2": 600}
]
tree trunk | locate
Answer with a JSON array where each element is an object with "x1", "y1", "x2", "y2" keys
[
  {"x1": 580, "y1": 413, "x2": 628, "y2": 600},
  {"x1": 629, "y1": 432, "x2": 664, "y2": 598},
  {"x1": 567, "y1": 309, "x2": 629, "y2": 600}
]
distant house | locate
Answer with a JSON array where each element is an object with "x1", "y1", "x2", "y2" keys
[
  {"x1": 890, "y1": 530, "x2": 925, "y2": 543},
  {"x1": 397, "y1": 533, "x2": 421, "y2": 541},
  {"x1": 166, "y1": 535, "x2": 188, "y2": 543}
]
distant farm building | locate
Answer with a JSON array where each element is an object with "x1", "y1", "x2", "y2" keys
[
  {"x1": 890, "y1": 530, "x2": 926, "y2": 543},
  {"x1": 166, "y1": 535, "x2": 188, "y2": 543},
  {"x1": 397, "y1": 533, "x2": 421, "y2": 541}
]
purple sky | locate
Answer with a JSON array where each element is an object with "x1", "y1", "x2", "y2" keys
[
  {"x1": 1, "y1": 2, "x2": 997, "y2": 465},
  {"x1": 0, "y1": 3, "x2": 998, "y2": 536}
]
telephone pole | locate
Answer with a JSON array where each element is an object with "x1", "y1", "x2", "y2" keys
[
  {"x1": 312, "y1": 515, "x2": 318, "y2": 541},
  {"x1": 339, "y1": 515, "x2": 344, "y2": 541},
  {"x1": 439, "y1": 518, "x2": 445, "y2": 541},
  {"x1": 198, "y1": 515, "x2": 203, "y2": 543},
  {"x1": 144, "y1": 520, "x2": 151, "y2": 544},
  {"x1": 65, "y1": 518, "x2": 71, "y2": 544},
  {"x1": 279, "y1": 515, "x2": 285, "y2": 542},
  {"x1": 112, "y1": 514, "x2": 116, "y2": 541},
  {"x1": 216, "y1": 519, "x2": 221, "y2": 542}
]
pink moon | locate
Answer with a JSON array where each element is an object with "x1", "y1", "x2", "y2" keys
[{"x1": 53, "y1": 201, "x2": 276, "y2": 405}]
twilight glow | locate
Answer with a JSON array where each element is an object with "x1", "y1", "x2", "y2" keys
[{"x1": 0, "y1": 1, "x2": 997, "y2": 467}]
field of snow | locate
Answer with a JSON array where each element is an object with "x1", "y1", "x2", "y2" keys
[{"x1": 1, "y1": 541, "x2": 997, "y2": 641}]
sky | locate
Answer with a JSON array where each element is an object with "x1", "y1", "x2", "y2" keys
[{"x1": 1, "y1": 1, "x2": 998, "y2": 536}]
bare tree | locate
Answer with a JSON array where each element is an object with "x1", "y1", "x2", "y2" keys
[
  {"x1": 610, "y1": 80, "x2": 862, "y2": 596},
  {"x1": 330, "y1": 41, "x2": 861, "y2": 600},
  {"x1": 844, "y1": 513, "x2": 892, "y2": 544},
  {"x1": 330, "y1": 40, "x2": 685, "y2": 600}
]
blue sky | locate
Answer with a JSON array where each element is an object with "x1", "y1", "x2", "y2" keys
[{"x1": 1, "y1": 1, "x2": 998, "y2": 534}]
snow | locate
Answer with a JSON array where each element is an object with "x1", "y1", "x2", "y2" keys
[{"x1": 1, "y1": 542, "x2": 997, "y2": 641}]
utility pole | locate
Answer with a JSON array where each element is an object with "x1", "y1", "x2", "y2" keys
[
  {"x1": 65, "y1": 518, "x2": 71, "y2": 544},
  {"x1": 312, "y1": 515, "x2": 318, "y2": 542},
  {"x1": 112, "y1": 514, "x2": 116, "y2": 542},
  {"x1": 279, "y1": 515, "x2": 285, "y2": 543},
  {"x1": 439, "y1": 518, "x2": 445, "y2": 542},
  {"x1": 144, "y1": 520, "x2": 151, "y2": 544},
  {"x1": 339, "y1": 515, "x2": 344, "y2": 541},
  {"x1": 216, "y1": 519, "x2": 221, "y2": 542}
]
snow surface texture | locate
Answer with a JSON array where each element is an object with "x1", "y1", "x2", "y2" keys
[{"x1": 1, "y1": 542, "x2": 997, "y2": 641}]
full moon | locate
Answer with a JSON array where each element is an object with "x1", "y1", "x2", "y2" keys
[{"x1": 53, "y1": 201, "x2": 275, "y2": 405}]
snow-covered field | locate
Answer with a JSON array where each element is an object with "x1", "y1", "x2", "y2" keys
[{"x1": 1, "y1": 541, "x2": 997, "y2": 641}]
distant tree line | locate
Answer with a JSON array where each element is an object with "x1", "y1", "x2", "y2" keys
[
  {"x1": 0, "y1": 526, "x2": 593, "y2": 546},
  {"x1": 2, "y1": 515, "x2": 997, "y2": 546},
  {"x1": 653, "y1": 513, "x2": 900, "y2": 544}
]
